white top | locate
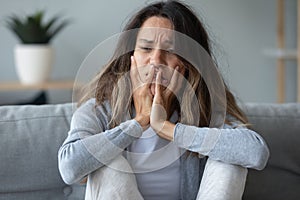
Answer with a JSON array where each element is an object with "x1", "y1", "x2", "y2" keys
[{"x1": 126, "y1": 113, "x2": 181, "y2": 200}]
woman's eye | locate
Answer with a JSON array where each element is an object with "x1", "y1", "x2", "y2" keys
[
  {"x1": 166, "y1": 49, "x2": 174, "y2": 54},
  {"x1": 140, "y1": 47, "x2": 152, "y2": 51}
]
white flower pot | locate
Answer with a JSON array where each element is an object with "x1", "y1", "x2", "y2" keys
[{"x1": 14, "y1": 44, "x2": 54, "y2": 85}]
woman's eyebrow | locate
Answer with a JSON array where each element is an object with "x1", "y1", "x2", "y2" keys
[
  {"x1": 138, "y1": 38, "x2": 154, "y2": 44},
  {"x1": 138, "y1": 38, "x2": 174, "y2": 45}
]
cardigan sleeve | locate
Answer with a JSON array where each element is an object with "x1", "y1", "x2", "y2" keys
[
  {"x1": 58, "y1": 98, "x2": 143, "y2": 184},
  {"x1": 173, "y1": 122, "x2": 270, "y2": 170}
]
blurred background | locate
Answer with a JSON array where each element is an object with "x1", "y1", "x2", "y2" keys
[{"x1": 0, "y1": 0, "x2": 297, "y2": 104}]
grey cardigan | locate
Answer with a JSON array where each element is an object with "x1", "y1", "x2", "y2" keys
[{"x1": 58, "y1": 98, "x2": 269, "y2": 200}]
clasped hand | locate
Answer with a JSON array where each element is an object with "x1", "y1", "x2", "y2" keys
[{"x1": 130, "y1": 56, "x2": 183, "y2": 140}]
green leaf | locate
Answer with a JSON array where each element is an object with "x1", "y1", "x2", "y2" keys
[
  {"x1": 4, "y1": 10, "x2": 70, "y2": 44},
  {"x1": 47, "y1": 19, "x2": 70, "y2": 42}
]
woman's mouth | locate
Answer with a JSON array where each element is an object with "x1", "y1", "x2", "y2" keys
[{"x1": 153, "y1": 73, "x2": 169, "y2": 86}]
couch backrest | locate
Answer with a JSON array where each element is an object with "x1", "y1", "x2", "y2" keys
[
  {"x1": 0, "y1": 103, "x2": 85, "y2": 200},
  {"x1": 242, "y1": 103, "x2": 300, "y2": 200}
]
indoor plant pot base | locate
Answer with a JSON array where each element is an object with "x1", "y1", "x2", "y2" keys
[{"x1": 14, "y1": 44, "x2": 53, "y2": 85}]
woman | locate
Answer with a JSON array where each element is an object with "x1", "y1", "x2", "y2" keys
[{"x1": 58, "y1": 1, "x2": 269, "y2": 199}]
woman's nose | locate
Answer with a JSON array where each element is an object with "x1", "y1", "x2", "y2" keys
[{"x1": 150, "y1": 49, "x2": 166, "y2": 66}]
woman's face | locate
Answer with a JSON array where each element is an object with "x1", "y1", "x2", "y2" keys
[{"x1": 133, "y1": 16, "x2": 185, "y2": 96}]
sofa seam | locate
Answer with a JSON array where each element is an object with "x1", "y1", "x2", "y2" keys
[
  {"x1": 247, "y1": 115, "x2": 300, "y2": 119},
  {"x1": 0, "y1": 184, "x2": 80, "y2": 195},
  {"x1": 0, "y1": 114, "x2": 73, "y2": 123}
]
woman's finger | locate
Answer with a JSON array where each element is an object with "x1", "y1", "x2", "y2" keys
[
  {"x1": 156, "y1": 71, "x2": 162, "y2": 94},
  {"x1": 151, "y1": 70, "x2": 168, "y2": 134},
  {"x1": 154, "y1": 70, "x2": 164, "y2": 104}
]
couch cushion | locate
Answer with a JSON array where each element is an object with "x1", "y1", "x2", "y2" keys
[
  {"x1": 0, "y1": 103, "x2": 85, "y2": 200},
  {"x1": 1, "y1": 102, "x2": 299, "y2": 200},
  {"x1": 242, "y1": 103, "x2": 300, "y2": 200}
]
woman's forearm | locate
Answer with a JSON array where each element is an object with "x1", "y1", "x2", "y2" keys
[
  {"x1": 153, "y1": 120, "x2": 176, "y2": 141},
  {"x1": 58, "y1": 119, "x2": 143, "y2": 184},
  {"x1": 172, "y1": 123, "x2": 269, "y2": 170},
  {"x1": 58, "y1": 99, "x2": 144, "y2": 184}
]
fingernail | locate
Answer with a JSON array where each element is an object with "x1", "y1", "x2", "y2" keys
[{"x1": 176, "y1": 66, "x2": 179, "y2": 70}]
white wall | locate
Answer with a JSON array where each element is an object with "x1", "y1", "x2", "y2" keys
[{"x1": 0, "y1": 0, "x2": 297, "y2": 104}]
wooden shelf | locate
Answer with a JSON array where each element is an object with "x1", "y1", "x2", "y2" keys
[
  {"x1": 263, "y1": 48, "x2": 297, "y2": 59},
  {"x1": 265, "y1": 0, "x2": 300, "y2": 102},
  {"x1": 0, "y1": 80, "x2": 75, "y2": 91}
]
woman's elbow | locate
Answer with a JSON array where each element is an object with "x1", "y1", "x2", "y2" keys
[
  {"x1": 58, "y1": 163, "x2": 79, "y2": 185},
  {"x1": 58, "y1": 148, "x2": 82, "y2": 185},
  {"x1": 250, "y1": 144, "x2": 270, "y2": 170}
]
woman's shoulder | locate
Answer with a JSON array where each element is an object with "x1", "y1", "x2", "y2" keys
[
  {"x1": 77, "y1": 98, "x2": 111, "y2": 114},
  {"x1": 72, "y1": 98, "x2": 112, "y2": 129},
  {"x1": 224, "y1": 114, "x2": 248, "y2": 129}
]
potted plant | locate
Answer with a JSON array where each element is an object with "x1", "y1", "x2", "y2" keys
[{"x1": 5, "y1": 10, "x2": 70, "y2": 84}]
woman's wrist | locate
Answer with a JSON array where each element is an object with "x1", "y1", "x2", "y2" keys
[
  {"x1": 134, "y1": 115, "x2": 150, "y2": 131},
  {"x1": 152, "y1": 120, "x2": 176, "y2": 141}
]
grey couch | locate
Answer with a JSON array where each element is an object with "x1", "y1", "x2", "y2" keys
[{"x1": 0, "y1": 102, "x2": 299, "y2": 200}]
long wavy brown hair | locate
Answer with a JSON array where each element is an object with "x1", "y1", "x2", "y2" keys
[{"x1": 79, "y1": 0, "x2": 248, "y2": 129}]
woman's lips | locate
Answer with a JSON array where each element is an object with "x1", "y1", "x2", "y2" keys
[{"x1": 153, "y1": 73, "x2": 169, "y2": 85}]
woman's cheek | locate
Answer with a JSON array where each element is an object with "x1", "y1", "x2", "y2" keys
[
  {"x1": 138, "y1": 66, "x2": 151, "y2": 82},
  {"x1": 133, "y1": 52, "x2": 148, "y2": 82},
  {"x1": 135, "y1": 58, "x2": 152, "y2": 83}
]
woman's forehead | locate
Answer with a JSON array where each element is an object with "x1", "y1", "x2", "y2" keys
[
  {"x1": 137, "y1": 29, "x2": 174, "y2": 44},
  {"x1": 141, "y1": 16, "x2": 173, "y2": 29},
  {"x1": 136, "y1": 16, "x2": 174, "y2": 43}
]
